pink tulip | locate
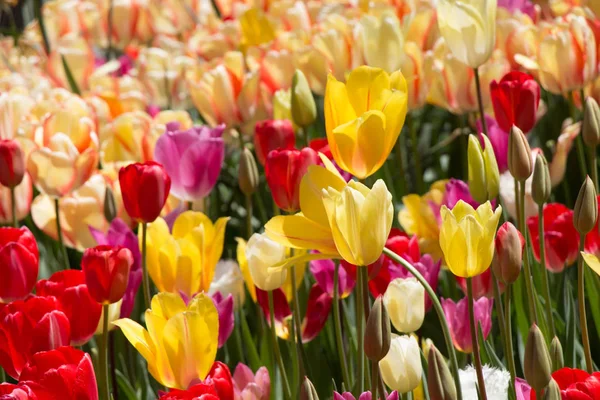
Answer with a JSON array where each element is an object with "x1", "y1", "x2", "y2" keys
[
  {"x1": 309, "y1": 258, "x2": 355, "y2": 299},
  {"x1": 477, "y1": 115, "x2": 509, "y2": 173},
  {"x1": 212, "y1": 292, "x2": 234, "y2": 348},
  {"x1": 334, "y1": 391, "x2": 398, "y2": 400},
  {"x1": 233, "y1": 363, "x2": 270, "y2": 400},
  {"x1": 515, "y1": 378, "x2": 532, "y2": 400},
  {"x1": 442, "y1": 296, "x2": 493, "y2": 353},
  {"x1": 154, "y1": 122, "x2": 225, "y2": 202}
]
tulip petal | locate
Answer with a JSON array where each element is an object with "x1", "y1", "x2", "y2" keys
[
  {"x1": 583, "y1": 252, "x2": 600, "y2": 277},
  {"x1": 150, "y1": 292, "x2": 187, "y2": 319},
  {"x1": 359, "y1": 180, "x2": 393, "y2": 265},
  {"x1": 235, "y1": 238, "x2": 257, "y2": 302},
  {"x1": 265, "y1": 214, "x2": 338, "y2": 255},
  {"x1": 324, "y1": 74, "x2": 356, "y2": 136},
  {"x1": 299, "y1": 165, "x2": 347, "y2": 227},
  {"x1": 267, "y1": 252, "x2": 338, "y2": 274},
  {"x1": 345, "y1": 66, "x2": 391, "y2": 115},
  {"x1": 113, "y1": 318, "x2": 157, "y2": 367}
]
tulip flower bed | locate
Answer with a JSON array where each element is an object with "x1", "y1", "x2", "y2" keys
[{"x1": 4, "y1": 0, "x2": 600, "y2": 399}]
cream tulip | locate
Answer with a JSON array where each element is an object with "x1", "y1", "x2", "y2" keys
[
  {"x1": 246, "y1": 233, "x2": 288, "y2": 291},
  {"x1": 380, "y1": 334, "x2": 422, "y2": 393},
  {"x1": 383, "y1": 278, "x2": 425, "y2": 333}
]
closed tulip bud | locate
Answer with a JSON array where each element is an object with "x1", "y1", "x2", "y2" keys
[
  {"x1": 238, "y1": 147, "x2": 259, "y2": 196},
  {"x1": 531, "y1": 153, "x2": 551, "y2": 206},
  {"x1": 468, "y1": 134, "x2": 500, "y2": 203},
  {"x1": 0, "y1": 139, "x2": 25, "y2": 188},
  {"x1": 300, "y1": 376, "x2": 319, "y2": 400},
  {"x1": 544, "y1": 379, "x2": 561, "y2": 400},
  {"x1": 379, "y1": 334, "x2": 422, "y2": 393},
  {"x1": 82, "y1": 245, "x2": 133, "y2": 304},
  {"x1": 104, "y1": 187, "x2": 117, "y2": 223},
  {"x1": 254, "y1": 120, "x2": 295, "y2": 166},
  {"x1": 524, "y1": 324, "x2": 552, "y2": 393},
  {"x1": 574, "y1": 176, "x2": 598, "y2": 234},
  {"x1": 492, "y1": 222, "x2": 524, "y2": 285},
  {"x1": 384, "y1": 278, "x2": 425, "y2": 333},
  {"x1": 119, "y1": 161, "x2": 171, "y2": 223},
  {"x1": 365, "y1": 296, "x2": 391, "y2": 361},
  {"x1": 550, "y1": 336, "x2": 564, "y2": 371},
  {"x1": 291, "y1": 70, "x2": 317, "y2": 128},
  {"x1": 583, "y1": 97, "x2": 600, "y2": 148},
  {"x1": 245, "y1": 233, "x2": 288, "y2": 291},
  {"x1": 427, "y1": 344, "x2": 457, "y2": 400},
  {"x1": 508, "y1": 125, "x2": 533, "y2": 181}
]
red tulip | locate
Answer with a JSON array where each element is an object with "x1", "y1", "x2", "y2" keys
[
  {"x1": 0, "y1": 139, "x2": 25, "y2": 188},
  {"x1": 119, "y1": 161, "x2": 171, "y2": 223},
  {"x1": 36, "y1": 270, "x2": 102, "y2": 346},
  {"x1": 527, "y1": 203, "x2": 580, "y2": 273},
  {"x1": 0, "y1": 296, "x2": 70, "y2": 379},
  {"x1": 81, "y1": 245, "x2": 133, "y2": 304},
  {"x1": 0, "y1": 382, "x2": 38, "y2": 398},
  {"x1": 308, "y1": 138, "x2": 333, "y2": 159},
  {"x1": 159, "y1": 384, "x2": 218, "y2": 400},
  {"x1": 531, "y1": 367, "x2": 600, "y2": 399},
  {"x1": 490, "y1": 71, "x2": 540, "y2": 133},
  {"x1": 455, "y1": 269, "x2": 500, "y2": 299},
  {"x1": 0, "y1": 227, "x2": 39, "y2": 303},
  {"x1": 19, "y1": 346, "x2": 98, "y2": 400},
  {"x1": 159, "y1": 361, "x2": 233, "y2": 400},
  {"x1": 265, "y1": 147, "x2": 319, "y2": 212},
  {"x1": 254, "y1": 120, "x2": 295, "y2": 166}
]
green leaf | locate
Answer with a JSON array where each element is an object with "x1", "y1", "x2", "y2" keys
[
  {"x1": 61, "y1": 55, "x2": 81, "y2": 95},
  {"x1": 564, "y1": 280, "x2": 577, "y2": 368},
  {"x1": 115, "y1": 370, "x2": 138, "y2": 400},
  {"x1": 584, "y1": 268, "x2": 600, "y2": 341},
  {"x1": 240, "y1": 306, "x2": 262, "y2": 371}
]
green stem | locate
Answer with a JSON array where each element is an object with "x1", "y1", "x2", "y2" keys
[
  {"x1": 474, "y1": 67, "x2": 488, "y2": 137},
  {"x1": 578, "y1": 238, "x2": 593, "y2": 373},
  {"x1": 141, "y1": 222, "x2": 151, "y2": 310},
  {"x1": 356, "y1": 266, "x2": 365, "y2": 395},
  {"x1": 10, "y1": 186, "x2": 16, "y2": 227},
  {"x1": 395, "y1": 135, "x2": 407, "y2": 197},
  {"x1": 268, "y1": 290, "x2": 292, "y2": 399},
  {"x1": 333, "y1": 262, "x2": 351, "y2": 387},
  {"x1": 589, "y1": 148, "x2": 599, "y2": 205},
  {"x1": 382, "y1": 248, "x2": 463, "y2": 400},
  {"x1": 109, "y1": 331, "x2": 119, "y2": 400},
  {"x1": 361, "y1": 266, "x2": 371, "y2": 391},
  {"x1": 371, "y1": 360, "x2": 379, "y2": 399},
  {"x1": 408, "y1": 114, "x2": 423, "y2": 194},
  {"x1": 54, "y1": 198, "x2": 69, "y2": 269},
  {"x1": 101, "y1": 304, "x2": 110, "y2": 400},
  {"x1": 290, "y1": 264, "x2": 309, "y2": 378},
  {"x1": 519, "y1": 180, "x2": 538, "y2": 324},
  {"x1": 0, "y1": 366, "x2": 5, "y2": 383},
  {"x1": 492, "y1": 274, "x2": 506, "y2": 355},
  {"x1": 538, "y1": 206, "x2": 556, "y2": 337},
  {"x1": 467, "y1": 278, "x2": 487, "y2": 400},
  {"x1": 33, "y1": 0, "x2": 50, "y2": 53},
  {"x1": 504, "y1": 285, "x2": 517, "y2": 391},
  {"x1": 246, "y1": 195, "x2": 253, "y2": 239}
]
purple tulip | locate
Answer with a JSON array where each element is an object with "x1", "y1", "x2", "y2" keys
[
  {"x1": 309, "y1": 257, "x2": 356, "y2": 299},
  {"x1": 233, "y1": 363, "x2": 270, "y2": 400},
  {"x1": 154, "y1": 122, "x2": 225, "y2": 202},
  {"x1": 478, "y1": 115, "x2": 509, "y2": 173},
  {"x1": 444, "y1": 179, "x2": 480, "y2": 209},
  {"x1": 334, "y1": 391, "x2": 398, "y2": 400},
  {"x1": 212, "y1": 292, "x2": 234, "y2": 348},
  {"x1": 89, "y1": 218, "x2": 142, "y2": 318},
  {"x1": 442, "y1": 296, "x2": 493, "y2": 353}
]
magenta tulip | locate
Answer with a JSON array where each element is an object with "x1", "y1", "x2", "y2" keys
[{"x1": 442, "y1": 296, "x2": 493, "y2": 353}]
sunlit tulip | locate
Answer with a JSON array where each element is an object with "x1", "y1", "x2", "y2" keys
[
  {"x1": 437, "y1": 0, "x2": 497, "y2": 68},
  {"x1": 46, "y1": 33, "x2": 95, "y2": 91},
  {"x1": 82, "y1": 245, "x2": 133, "y2": 305},
  {"x1": 496, "y1": 7, "x2": 537, "y2": 69},
  {"x1": 379, "y1": 334, "x2": 422, "y2": 393},
  {"x1": 324, "y1": 66, "x2": 408, "y2": 179},
  {"x1": 401, "y1": 42, "x2": 428, "y2": 110},
  {"x1": 468, "y1": 134, "x2": 500, "y2": 204},
  {"x1": 490, "y1": 71, "x2": 541, "y2": 133},
  {"x1": 439, "y1": 201, "x2": 502, "y2": 278},
  {"x1": 442, "y1": 296, "x2": 493, "y2": 353},
  {"x1": 357, "y1": 12, "x2": 404, "y2": 73},
  {"x1": 309, "y1": 258, "x2": 356, "y2": 299},
  {"x1": 0, "y1": 227, "x2": 38, "y2": 303},
  {"x1": 114, "y1": 292, "x2": 219, "y2": 389},
  {"x1": 209, "y1": 260, "x2": 247, "y2": 309},
  {"x1": 211, "y1": 292, "x2": 234, "y2": 348},
  {"x1": 384, "y1": 278, "x2": 425, "y2": 333},
  {"x1": 106, "y1": 0, "x2": 153, "y2": 49},
  {"x1": 233, "y1": 364, "x2": 270, "y2": 400},
  {"x1": 254, "y1": 120, "x2": 296, "y2": 166},
  {"x1": 119, "y1": 161, "x2": 171, "y2": 223},
  {"x1": 246, "y1": 47, "x2": 295, "y2": 99},
  {"x1": 239, "y1": 8, "x2": 275, "y2": 49},
  {"x1": 159, "y1": 361, "x2": 234, "y2": 399},
  {"x1": 246, "y1": 232, "x2": 289, "y2": 291},
  {"x1": 186, "y1": 21, "x2": 240, "y2": 61}
]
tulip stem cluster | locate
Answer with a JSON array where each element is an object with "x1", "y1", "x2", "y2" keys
[
  {"x1": 267, "y1": 290, "x2": 291, "y2": 399},
  {"x1": 54, "y1": 198, "x2": 70, "y2": 270},
  {"x1": 537, "y1": 208, "x2": 556, "y2": 337},
  {"x1": 466, "y1": 278, "x2": 487, "y2": 400},
  {"x1": 332, "y1": 262, "x2": 351, "y2": 387},
  {"x1": 578, "y1": 239, "x2": 593, "y2": 373}
]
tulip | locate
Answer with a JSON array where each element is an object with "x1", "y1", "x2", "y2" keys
[
  {"x1": 334, "y1": 391, "x2": 399, "y2": 400},
  {"x1": 300, "y1": 377, "x2": 319, "y2": 400},
  {"x1": 158, "y1": 361, "x2": 234, "y2": 399},
  {"x1": 379, "y1": 334, "x2": 422, "y2": 393},
  {"x1": 532, "y1": 154, "x2": 551, "y2": 206},
  {"x1": 291, "y1": 70, "x2": 317, "y2": 128},
  {"x1": 468, "y1": 134, "x2": 500, "y2": 204},
  {"x1": 309, "y1": 258, "x2": 356, "y2": 299},
  {"x1": 254, "y1": 120, "x2": 296, "y2": 166},
  {"x1": 583, "y1": 97, "x2": 600, "y2": 148},
  {"x1": 459, "y1": 365, "x2": 510, "y2": 399},
  {"x1": 82, "y1": 245, "x2": 133, "y2": 304},
  {"x1": 212, "y1": 292, "x2": 234, "y2": 348},
  {"x1": 524, "y1": 324, "x2": 552, "y2": 392},
  {"x1": 437, "y1": 0, "x2": 497, "y2": 68},
  {"x1": 402, "y1": 42, "x2": 428, "y2": 110},
  {"x1": 357, "y1": 12, "x2": 404, "y2": 73},
  {"x1": 364, "y1": 296, "x2": 391, "y2": 362},
  {"x1": 233, "y1": 364, "x2": 270, "y2": 400},
  {"x1": 439, "y1": 200, "x2": 502, "y2": 278},
  {"x1": 240, "y1": 8, "x2": 275, "y2": 49},
  {"x1": 0, "y1": 227, "x2": 38, "y2": 303},
  {"x1": 443, "y1": 178, "x2": 482, "y2": 210},
  {"x1": 154, "y1": 122, "x2": 225, "y2": 203},
  {"x1": 490, "y1": 71, "x2": 541, "y2": 133},
  {"x1": 119, "y1": 161, "x2": 171, "y2": 223},
  {"x1": 550, "y1": 336, "x2": 565, "y2": 372},
  {"x1": 114, "y1": 292, "x2": 219, "y2": 389},
  {"x1": 478, "y1": 116, "x2": 510, "y2": 173},
  {"x1": 573, "y1": 176, "x2": 598, "y2": 235},
  {"x1": 493, "y1": 222, "x2": 525, "y2": 285},
  {"x1": 0, "y1": 296, "x2": 71, "y2": 379},
  {"x1": 0, "y1": 383, "x2": 37, "y2": 398},
  {"x1": 0, "y1": 139, "x2": 25, "y2": 188},
  {"x1": 515, "y1": 378, "x2": 532, "y2": 400},
  {"x1": 324, "y1": 66, "x2": 408, "y2": 179},
  {"x1": 208, "y1": 260, "x2": 246, "y2": 309},
  {"x1": 428, "y1": 344, "x2": 457, "y2": 400},
  {"x1": 442, "y1": 296, "x2": 493, "y2": 353},
  {"x1": 529, "y1": 368, "x2": 600, "y2": 398},
  {"x1": 246, "y1": 232, "x2": 289, "y2": 291},
  {"x1": 19, "y1": 346, "x2": 99, "y2": 400},
  {"x1": 239, "y1": 147, "x2": 259, "y2": 197},
  {"x1": 383, "y1": 278, "x2": 425, "y2": 333},
  {"x1": 508, "y1": 126, "x2": 533, "y2": 181},
  {"x1": 265, "y1": 147, "x2": 319, "y2": 212}
]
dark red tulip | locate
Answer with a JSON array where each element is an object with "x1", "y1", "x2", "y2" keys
[
  {"x1": 19, "y1": 346, "x2": 98, "y2": 400},
  {"x1": 119, "y1": 161, "x2": 171, "y2": 223},
  {"x1": 490, "y1": 71, "x2": 540, "y2": 133},
  {"x1": 0, "y1": 139, "x2": 25, "y2": 188},
  {"x1": 0, "y1": 227, "x2": 39, "y2": 303},
  {"x1": 36, "y1": 270, "x2": 102, "y2": 346},
  {"x1": 0, "y1": 296, "x2": 70, "y2": 379},
  {"x1": 265, "y1": 147, "x2": 319, "y2": 212},
  {"x1": 81, "y1": 245, "x2": 133, "y2": 304},
  {"x1": 254, "y1": 120, "x2": 295, "y2": 166}
]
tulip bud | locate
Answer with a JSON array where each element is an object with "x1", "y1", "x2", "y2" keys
[
  {"x1": 492, "y1": 222, "x2": 524, "y2": 285},
  {"x1": 379, "y1": 334, "x2": 422, "y2": 393},
  {"x1": 104, "y1": 187, "x2": 117, "y2": 223},
  {"x1": 0, "y1": 139, "x2": 25, "y2": 188},
  {"x1": 246, "y1": 233, "x2": 288, "y2": 291},
  {"x1": 384, "y1": 277, "x2": 425, "y2": 333},
  {"x1": 550, "y1": 336, "x2": 564, "y2": 371},
  {"x1": 365, "y1": 296, "x2": 391, "y2": 361},
  {"x1": 531, "y1": 153, "x2": 551, "y2": 206},
  {"x1": 427, "y1": 344, "x2": 457, "y2": 400},
  {"x1": 300, "y1": 376, "x2": 319, "y2": 400},
  {"x1": 508, "y1": 125, "x2": 533, "y2": 181},
  {"x1": 524, "y1": 324, "x2": 552, "y2": 393},
  {"x1": 82, "y1": 245, "x2": 133, "y2": 304},
  {"x1": 468, "y1": 134, "x2": 500, "y2": 203},
  {"x1": 544, "y1": 379, "x2": 561, "y2": 400},
  {"x1": 291, "y1": 70, "x2": 317, "y2": 128},
  {"x1": 574, "y1": 176, "x2": 598, "y2": 234},
  {"x1": 583, "y1": 97, "x2": 600, "y2": 148},
  {"x1": 238, "y1": 147, "x2": 259, "y2": 196}
]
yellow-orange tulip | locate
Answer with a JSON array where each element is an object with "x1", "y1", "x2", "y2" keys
[
  {"x1": 324, "y1": 66, "x2": 408, "y2": 179},
  {"x1": 240, "y1": 8, "x2": 275, "y2": 50},
  {"x1": 496, "y1": 7, "x2": 537, "y2": 69}
]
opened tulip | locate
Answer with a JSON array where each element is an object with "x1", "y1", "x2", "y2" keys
[
  {"x1": 154, "y1": 122, "x2": 225, "y2": 202},
  {"x1": 119, "y1": 161, "x2": 171, "y2": 223},
  {"x1": 437, "y1": 0, "x2": 497, "y2": 68},
  {"x1": 246, "y1": 232, "x2": 289, "y2": 291},
  {"x1": 211, "y1": 292, "x2": 234, "y2": 348},
  {"x1": 254, "y1": 120, "x2": 296, "y2": 166},
  {"x1": 442, "y1": 296, "x2": 493, "y2": 353},
  {"x1": 114, "y1": 292, "x2": 219, "y2": 389},
  {"x1": 357, "y1": 12, "x2": 404, "y2": 73},
  {"x1": 0, "y1": 139, "x2": 25, "y2": 188},
  {"x1": 82, "y1": 245, "x2": 133, "y2": 304},
  {"x1": 265, "y1": 147, "x2": 319, "y2": 212},
  {"x1": 0, "y1": 227, "x2": 38, "y2": 303},
  {"x1": 383, "y1": 278, "x2": 425, "y2": 333},
  {"x1": 379, "y1": 334, "x2": 422, "y2": 393},
  {"x1": 233, "y1": 364, "x2": 270, "y2": 400},
  {"x1": 490, "y1": 71, "x2": 541, "y2": 133},
  {"x1": 324, "y1": 66, "x2": 408, "y2": 179},
  {"x1": 439, "y1": 200, "x2": 502, "y2": 278}
]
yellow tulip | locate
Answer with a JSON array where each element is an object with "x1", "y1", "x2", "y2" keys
[
  {"x1": 240, "y1": 8, "x2": 275, "y2": 50},
  {"x1": 144, "y1": 211, "x2": 228, "y2": 297},
  {"x1": 358, "y1": 12, "x2": 404, "y2": 73},
  {"x1": 113, "y1": 292, "x2": 218, "y2": 389},
  {"x1": 437, "y1": 0, "x2": 497, "y2": 69},
  {"x1": 324, "y1": 66, "x2": 408, "y2": 179},
  {"x1": 439, "y1": 200, "x2": 502, "y2": 278},
  {"x1": 582, "y1": 252, "x2": 600, "y2": 277}
]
